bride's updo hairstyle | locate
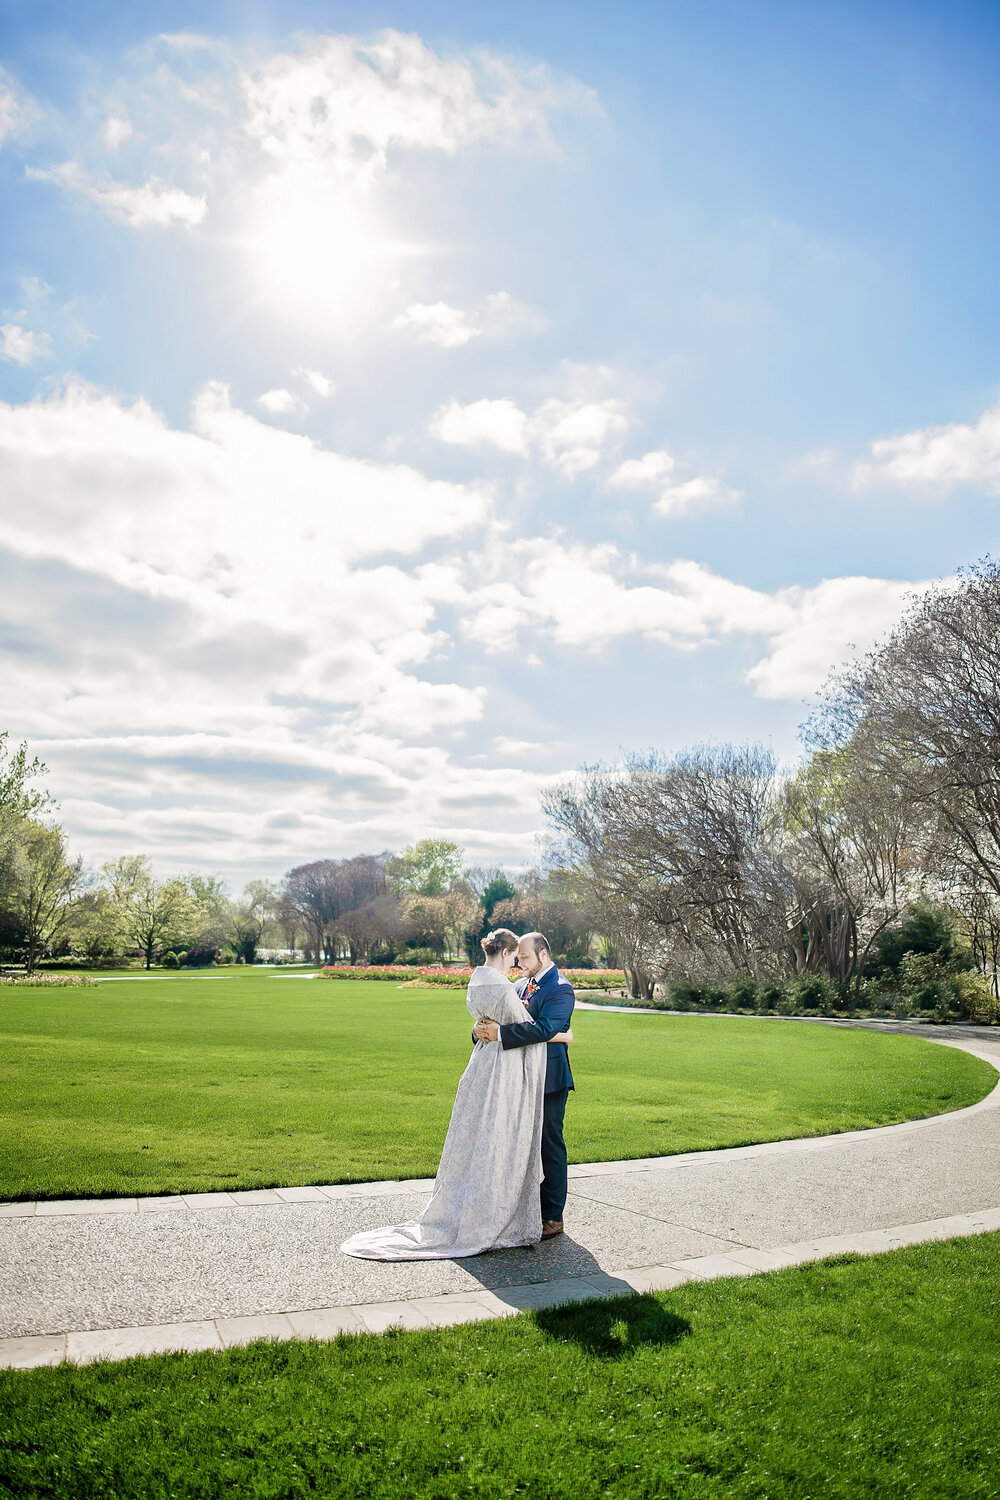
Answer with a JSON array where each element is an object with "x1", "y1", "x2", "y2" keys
[{"x1": 481, "y1": 928, "x2": 519, "y2": 958}]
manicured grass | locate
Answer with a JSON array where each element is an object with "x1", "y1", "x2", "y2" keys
[
  {"x1": 2, "y1": 1233, "x2": 998, "y2": 1497},
  {"x1": 0, "y1": 970, "x2": 993, "y2": 1200}
]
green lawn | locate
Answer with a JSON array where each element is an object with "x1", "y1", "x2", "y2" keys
[
  {"x1": 2, "y1": 1233, "x2": 998, "y2": 1498},
  {"x1": 0, "y1": 969, "x2": 993, "y2": 1200}
]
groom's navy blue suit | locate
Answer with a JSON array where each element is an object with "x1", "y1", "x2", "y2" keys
[{"x1": 503, "y1": 965, "x2": 575, "y2": 1224}]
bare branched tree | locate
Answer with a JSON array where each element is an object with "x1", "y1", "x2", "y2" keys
[{"x1": 544, "y1": 744, "x2": 785, "y2": 993}]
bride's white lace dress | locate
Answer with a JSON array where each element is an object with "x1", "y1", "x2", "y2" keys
[{"x1": 340, "y1": 967, "x2": 546, "y2": 1260}]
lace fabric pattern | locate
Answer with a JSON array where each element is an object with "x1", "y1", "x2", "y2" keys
[{"x1": 341, "y1": 968, "x2": 546, "y2": 1260}]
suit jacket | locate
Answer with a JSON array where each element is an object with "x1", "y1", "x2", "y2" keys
[{"x1": 500, "y1": 965, "x2": 575, "y2": 1094}]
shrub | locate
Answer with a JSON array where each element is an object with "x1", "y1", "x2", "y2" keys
[
  {"x1": 183, "y1": 946, "x2": 217, "y2": 968},
  {"x1": 162, "y1": 951, "x2": 179, "y2": 969},
  {"x1": 722, "y1": 976, "x2": 759, "y2": 1012},
  {"x1": 757, "y1": 983, "x2": 784, "y2": 1013},
  {"x1": 666, "y1": 981, "x2": 708, "y2": 1010},
  {"x1": 951, "y1": 968, "x2": 999, "y2": 1022},
  {"x1": 399, "y1": 948, "x2": 440, "y2": 967},
  {"x1": 787, "y1": 973, "x2": 836, "y2": 1012}
]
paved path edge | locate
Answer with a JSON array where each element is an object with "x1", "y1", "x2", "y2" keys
[{"x1": 4, "y1": 1202, "x2": 999, "y2": 1369}]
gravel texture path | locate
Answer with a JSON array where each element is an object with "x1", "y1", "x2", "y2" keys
[{"x1": 2, "y1": 1019, "x2": 998, "y2": 1367}]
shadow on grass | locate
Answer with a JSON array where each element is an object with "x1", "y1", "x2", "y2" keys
[{"x1": 532, "y1": 1292, "x2": 691, "y2": 1360}]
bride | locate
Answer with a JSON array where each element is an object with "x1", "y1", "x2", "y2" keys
[{"x1": 341, "y1": 927, "x2": 573, "y2": 1260}]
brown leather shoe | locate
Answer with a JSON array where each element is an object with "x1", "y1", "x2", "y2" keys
[{"x1": 540, "y1": 1220, "x2": 564, "y2": 1239}]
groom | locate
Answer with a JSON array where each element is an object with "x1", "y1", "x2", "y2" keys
[{"x1": 473, "y1": 931, "x2": 575, "y2": 1240}]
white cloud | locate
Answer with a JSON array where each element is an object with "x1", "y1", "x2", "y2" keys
[
  {"x1": 393, "y1": 301, "x2": 478, "y2": 348},
  {"x1": 102, "y1": 113, "x2": 133, "y2": 150},
  {"x1": 609, "y1": 448, "x2": 738, "y2": 517},
  {"x1": 449, "y1": 541, "x2": 919, "y2": 700},
  {"x1": 0, "y1": 377, "x2": 929, "y2": 873},
  {"x1": 430, "y1": 397, "x2": 530, "y2": 454},
  {"x1": 0, "y1": 67, "x2": 36, "y2": 147},
  {"x1": 0, "y1": 379, "x2": 509, "y2": 870},
  {"x1": 392, "y1": 291, "x2": 546, "y2": 348},
  {"x1": 611, "y1": 449, "x2": 675, "y2": 486},
  {"x1": 654, "y1": 476, "x2": 733, "y2": 518},
  {"x1": 237, "y1": 30, "x2": 595, "y2": 181},
  {"x1": 853, "y1": 399, "x2": 1000, "y2": 493},
  {"x1": 294, "y1": 367, "x2": 336, "y2": 397},
  {"x1": 0, "y1": 324, "x2": 52, "y2": 366},
  {"x1": 28, "y1": 162, "x2": 207, "y2": 228},
  {"x1": 533, "y1": 396, "x2": 629, "y2": 477},
  {"x1": 258, "y1": 387, "x2": 307, "y2": 416},
  {"x1": 745, "y1": 575, "x2": 922, "y2": 699},
  {"x1": 431, "y1": 391, "x2": 629, "y2": 474},
  {"x1": 0, "y1": 379, "x2": 489, "y2": 583},
  {"x1": 493, "y1": 736, "x2": 545, "y2": 756}
]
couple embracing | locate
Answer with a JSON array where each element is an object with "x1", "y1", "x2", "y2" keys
[{"x1": 341, "y1": 929, "x2": 575, "y2": 1260}]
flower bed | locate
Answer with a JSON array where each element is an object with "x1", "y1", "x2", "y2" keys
[
  {"x1": 320, "y1": 965, "x2": 470, "y2": 983},
  {"x1": 0, "y1": 973, "x2": 100, "y2": 987},
  {"x1": 320, "y1": 965, "x2": 627, "y2": 990}
]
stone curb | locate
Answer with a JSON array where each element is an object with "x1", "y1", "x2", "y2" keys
[{"x1": 3, "y1": 1204, "x2": 999, "y2": 1370}]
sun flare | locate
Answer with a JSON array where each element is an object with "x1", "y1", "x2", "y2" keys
[{"x1": 247, "y1": 169, "x2": 422, "y2": 317}]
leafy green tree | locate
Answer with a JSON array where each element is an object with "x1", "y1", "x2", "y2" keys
[
  {"x1": 8, "y1": 821, "x2": 84, "y2": 972},
  {"x1": 0, "y1": 733, "x2": 49, "y2": 818},
  {"x1": 103, "y1": 855, "x2": 196, "y2": 969},
  {"x1": 480, "y1": 873, "x2": 518, "y2": 924},
  {"x1": 403, "y1": 890, "x2": 482, "y2": 961},
  {"x1": 68, "y1": 888, "x2": 121, "y2": 962},
  {"x1": 0, "y1": 733, "x2": 50, "y2": 910},
  {"x1": 227, "y1": 879, "x2": 277, "y2": 964},
  {"x1": 869, "y1": 899, "x2": 969, "y2": 978},
  {"x1": 184, "y1": 873, "x2": 231, "y2": 956},
  {"x1": 387, "y1": 840, "x2": 465, "y2": 897}
]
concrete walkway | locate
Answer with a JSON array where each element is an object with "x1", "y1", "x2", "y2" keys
[{"x1": 2, "y1": 1021, "x2": 999, "y2": 1370}]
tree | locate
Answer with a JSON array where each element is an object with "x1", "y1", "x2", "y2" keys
[
  {"x1": 403, "y1": 890, "x2": 482, "y2": 961},
  {"x1": 0, "y1": 733, "x2": 49, "y2": 819},
  {"x1": 776, "y1": 743, "x2": 921, "y2": 994},
  {"x1": 226, "y1": 879, "x2": 276, "y2": 964},
  {"x1": 868, "y1": 898, "x2": 966, "y2": 980},
  {"x1": 387, "y1": 840, "x2": 465, "y2": 897},
  {"x1": 463, "y1": 867, "x2": 519, "y2": 964},
  {"x1": 184, "y1": 874, "x2": 230, "y2": 956},
  {"x1": 816, "y1": 560, "x2": 1000, "y2": 905},
  {"x1": 273, "y1": 890, "x2": 303, "y2": 958},
  {"x1": 68, "y1": 887, "x2": 121, "y2": 962},
  {"x1": 489, "y1": 869, "x2": 595, "y2": 965},
  {"x1": 337, "y1": 894, "x2": 409, "y2": 965},
  {"x1": 7, "y1": 821, "x2": 84, "y2": 972},
  {"x1": 281, "y1": 855, "x2": 390, "y2": 961},
  {"x1": 0, "y1": 733, "x2": 50, "y2": 913},
  {"x1": 544, "y1": 745, "x2": 785, "y2": 994},
  {"x1": 282, "y1": 860, "x2": 346, "y2": 961},
  {"x1": 103, "y1": 855, "x2": 195, "y2": 969}
]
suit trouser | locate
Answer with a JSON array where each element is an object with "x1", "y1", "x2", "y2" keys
[{"x1": 541, "y1": 1087, "x2": 570, "y2": 1221}]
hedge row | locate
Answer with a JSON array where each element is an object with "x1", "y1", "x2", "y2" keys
[{"x1": 608, "y1": 970, "x2": 998, "y2": 1024}]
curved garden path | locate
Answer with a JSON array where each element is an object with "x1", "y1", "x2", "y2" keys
[{"x1": 2, "y1": 1019, "x2": 999, "y2": 1368}]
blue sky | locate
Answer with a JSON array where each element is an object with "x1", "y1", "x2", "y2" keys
[{"x1": 1, "y1": 0, "x2": 998, "y2": 880}]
